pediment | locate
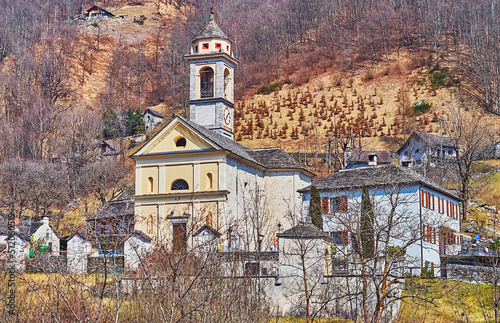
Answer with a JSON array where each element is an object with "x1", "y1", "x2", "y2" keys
[{"x1": 134, "y1": 118, "x2": 218, "y2": 156}]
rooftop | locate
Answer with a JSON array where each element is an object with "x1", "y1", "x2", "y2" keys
[{"x1": 299, "y1": 164, "x2": 461, "y2": 201}]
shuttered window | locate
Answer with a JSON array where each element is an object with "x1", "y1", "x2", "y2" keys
[
  {"x1": 341, "y1": 196, "x2": 348, "y2": 212},
  {"x1": 321, "y1": 197, "x2": 329, "y2": 213}
]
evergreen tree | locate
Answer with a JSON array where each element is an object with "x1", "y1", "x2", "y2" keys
[
  {"x1": 101, "y1": 110, "x2": 121, "y2": 139},
  {"x1": 360, "y1": 186, "x2": 375, "y2": 258},
  {"x1": 124, "y1": 108, "x2": 146, "y2": 135},
  {"x1": 309, "y1": 185, "x2": 323, "y2": 230}
]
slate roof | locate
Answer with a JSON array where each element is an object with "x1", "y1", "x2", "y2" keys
[
  {"x1": 173, "y1": 117, "x2": 313, "y2": 175},
  {"x1": 299, "y1": 164, "x2": 461, "y2": 201},
  {"x1": 129, "y1": 230, "x2": 152, "y2": 242},
  {"x1": 145, "y1": 108, "x2": 164, "y2": 118},
  {"x1": 100, "y1": 140, "x2": 121, "y2": 156},
  {"x1": 349, "y1": 150, "x2": 392, "y2": 164},
  {"x1": 88, "y1": 199, "x2": 134, "y2": 220},
  {"x1": 193, "y1": 20, "x2": 230, "y2": 41},
  {"x1": 277, "y1": 221, "x2": 331, "y2": 240},
  {"x1": 193, "y1": 224, "x2": 221, "y2": 238},
  {"x1": 397, "y1": 131, "x2": 455, "y2": 154},
  {"x1": 0, "y1": 215, "x2": 45, "y2": 240}
]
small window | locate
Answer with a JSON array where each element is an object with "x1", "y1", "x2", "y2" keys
[
  {"x1": 148, "y1": 177, "x2": 154, "y2": 193},
  {"x1": 46, "y1": 233, "x2": 50, "y2": 241},
  {"x1": 171, "y1": 179, "x2": 189, "y2": 190},
  {"x1": 226, "y1": 45, "x2": 230, "y2": 52},
  {"x1": 368, "y1": 154, "x2": 376, "y2": 162},
  {"x1": 175, "y1": 137, "x2": 187, "y2": 147},
  {"x1": 202, "y1": 43, "x2": 209, "y2": 49},
  {"x1": 330, "y1": 196, "x2": 348, "y2": 213},
  {"x1": 194, "y1": 45, "x2": 198, "y2": 52},
  {"x1": 215, "y1": 43, "x2": 221, "y2": 49},
  {"x1": 207, "y1": 173, "x2": 213, "y2": 189}
]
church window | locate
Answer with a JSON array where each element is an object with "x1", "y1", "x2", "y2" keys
[
  {"x1": 206, "y1": 173, "x2": 213, "y2": 189},
  {"x1": 148, "y1": 177, "x2": 154, "y2": 193},
  {"x1": 215, "y1": 43, "x2": 221, "y2": 50},
  {"x1": 147, "y1": 215, "x2": 154, "y2": 234},
  {"x1": 224, "y1": 68, "x2": 231, "y2": 99},
  {"x1": 194, "y1": 45, "x2": 198, "y2": 53},
  {"x1": 200, "y1": 67, "x2": 214, "y2": 98},
  {"x1": 226, "y1": 45, "x2": 230, "y2": 52},
  {"x1": 175, "y1": 137, "x2": 187, "y2": 147},
  {"x1": 171, "y1": 179, "x2": 189, "y2": 190},
  {"x1": 202, "y1": 43, "x2": 209, "y2": 49}
]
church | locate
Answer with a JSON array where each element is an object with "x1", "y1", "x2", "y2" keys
[{"x1": 132, "y1": 14, "x2": 313, "y2": 252}]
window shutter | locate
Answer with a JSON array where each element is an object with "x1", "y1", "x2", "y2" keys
[
  {"x1": 432, "y1": 194, "x2": 435, "y2": 210},
  {"x1": 341, "y1": 196, "x2": 348, "y2": 212},
  {"x1": 422, "y1": 224, "x2": 426, "y2": 240},
  {"x1": 321, "y1": 197, "x2": 329, "y2": 213},
  {"x1": 456, "y1": 204, "x2": 459, "y2": 219},
  {"x1": 447, "y1": 201, "x2": 449, "y2": 216},
  {"x1": 342, "y1": 230, "x2": 349, "y2": 245},
  {"x1": 421, "y1": 190, "x2": 425, "y2": 206}
]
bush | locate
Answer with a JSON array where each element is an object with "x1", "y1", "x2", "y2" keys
[
  {"x1": 412, "y1": 100, "x2": 431, "y2": 115},
  {"x1": 256, "y1": 82, "x2": 281, "y2": 95},
  {"x1": 429, "y1": 70, "x2": 454, "y2": 88}
]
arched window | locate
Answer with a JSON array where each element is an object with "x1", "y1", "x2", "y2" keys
[
  {"x1": 200, "y1": 67, "x2": 214, "y2": 98},
  {"x1": 206, "y1": 173, "x2": 213, "y2": 189},
  {"x1": 224, "y1": 68, "x2": 231, "y2": 99},
  {"x1": 175, "y1": 137, "x2": 187, "y2": 148},
  {"x1": 171, "y1": 179, "x2": 189, "y2": 190},
  {"x1": 148, "y1": 177, "x2": 154, "y2": 193},
  {"x1": 147, "y1": 215, "x2": 154, "y2": 234}
]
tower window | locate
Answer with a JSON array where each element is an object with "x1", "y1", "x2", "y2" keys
[
  {"x1": 215, "y1": 43, "x2": 221, "y2": 50},
  {"x1": 175, "y1": 137, "x2": 187, "y2": 147},
  {"x1": 171, "y1": 179, "x2": 189, "y2": 190},
  {"x1": 200, "y1": 67, "x2": 214, "y2": 98},
  {"x1": 148, "y1": 177, "x2": 154, "y2": 193},
  {"x1": 194, "y1": 45, "x2": 198, "y2": 53},
  {"x1": 227, "y1": 45, "x2": 230, "y2": 52},
  {"x1": 224, "y1": 68, "x2": 231, "y2": 99},
  {"x1": 207, "y1": 173, "x2": 213, "y2": 189},
  {"x1": 202, "y1": 43, "x2": 209, "y2": 49}
]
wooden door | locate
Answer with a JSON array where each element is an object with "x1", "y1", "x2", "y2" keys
[{"x1": 172, "y1": 223, "x2": 187, "y2": 253}]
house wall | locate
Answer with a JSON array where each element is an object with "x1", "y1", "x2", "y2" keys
[
  {"x1": 67, "y1": 236, "x2": 91, "y2": 275},
  {"x1": 31, "y1": 223, "x2": 60, "y2": 252},
  {"x1": 124, "y1": 235, "x2": 151, "y2": 272},
  {"x1": 302, "y1": 184, "x2": 461, "y2": 275}
]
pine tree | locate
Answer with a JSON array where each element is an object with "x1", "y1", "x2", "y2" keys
[{"x1": 309, "y1": 185, "x2": 323, "y2": 230}]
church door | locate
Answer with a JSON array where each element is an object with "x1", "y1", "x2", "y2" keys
[{"x1": 172, "y1": 223, "x2": 187, "y2": 252}]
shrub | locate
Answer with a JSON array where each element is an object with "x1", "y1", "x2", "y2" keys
[
  {"x1": 256, "y1": 82, "x2": 281, "y2": 95},
  {"x1": 429, "y1": 70, "x2": 448, "y2": 88},
  {"x1": 412, "y1": 100, "x2": 431, "y2": 115}
]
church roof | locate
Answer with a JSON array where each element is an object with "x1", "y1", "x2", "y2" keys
[
  {"x1": 193, "y1": 20, "x2": 230, "y2": 41},
  {"x1": 178, "y1": 117, "x2": 313, "y2": 175}
]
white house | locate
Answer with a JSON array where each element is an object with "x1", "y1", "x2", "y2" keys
[
  {"x1": 299, "y1": 164, "x2": 462, "y2": 276},
  {"x1": 397, "y1": 131, "x2": 456, "y2": 168}
]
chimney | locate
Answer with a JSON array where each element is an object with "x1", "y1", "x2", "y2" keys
[{"x1": 41, "y1": 216, "x2": 50, "y2": 227}]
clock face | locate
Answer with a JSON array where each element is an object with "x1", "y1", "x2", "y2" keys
[{"x1": 223, "y1": 107, "x2": 232, "y2": 128}]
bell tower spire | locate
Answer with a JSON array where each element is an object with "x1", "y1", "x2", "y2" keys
[{"x1": 185, "y1": 10, "x2": 239, "y2": 140}]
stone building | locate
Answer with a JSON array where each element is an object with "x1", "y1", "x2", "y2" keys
[{"x1": 132, "y1": 14, "x2": 313, "y2": 252}]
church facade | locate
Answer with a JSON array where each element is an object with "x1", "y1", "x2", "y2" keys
[{"x1": 132, "y1": 16, "x2": 313, "y2": 252}]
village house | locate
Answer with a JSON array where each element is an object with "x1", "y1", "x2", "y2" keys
[
  {"x1": 299, "y1": 164, "x2": 462, "y2": 276},
  {"x1": 132, "y1": 14, "x2": 313, "y2": 253},
  {"x1": 143, "y1": 107, "x2": 165, "y2": 132},
  {"x1": 397, "y1": 131, "x2": 456, "y2": 168}
]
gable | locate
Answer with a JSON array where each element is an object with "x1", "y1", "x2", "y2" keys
[{"x1": 135, "y1": 119, "x2": 218, "y2": 156}]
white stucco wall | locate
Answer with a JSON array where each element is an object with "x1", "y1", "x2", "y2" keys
[
  {"x1": 67, "y1": 235, "x2": 91, "y2": 275},
  {"x1": 124, "y1": 234, "x2": 151, "y2": 272}
]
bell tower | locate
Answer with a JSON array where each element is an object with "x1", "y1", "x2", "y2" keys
[{"x1": 185, "y1": 9, "x2": 238, "y2": 140}]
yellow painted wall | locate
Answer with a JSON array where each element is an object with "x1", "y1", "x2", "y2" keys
[
  {"x1": 199, "y1": 202, "x2": 218, "y2": 228},
  {"x1": 145, "y1": 124, "x2": 213, "y2": 155},
  {"x1": 165, "y1": 164, "x2": 193, "y2": 192},
  {"x1": 192, "y1": 39, "x2": 231, "y2": 55},
  {"x1": 137, "y1": 205, "x2": 158, "y2": 236},
  {"x1": 141, "y1": 166, "x2": 158, "y2": 195},
  {"x1": 200, "y1": 163, "x2": 219, "y2": 191},
  {"x1": 165, "y1": 203, "x2": 190, "y2": 217}
]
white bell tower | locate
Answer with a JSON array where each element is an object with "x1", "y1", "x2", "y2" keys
[{"x1": 185, "y1": 9, "x2": 239, "y2": 140}]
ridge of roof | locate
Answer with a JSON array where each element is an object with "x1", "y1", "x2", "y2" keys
[
  {"x1": 193, "y1": 20, "x2": 230, "y2": 41},
  {"x1": 299, "y1": 164, "x2": 461, "y2": 201}
]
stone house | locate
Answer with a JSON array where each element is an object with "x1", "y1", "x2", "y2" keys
[{"x1": 397, "y1": 131, "x2": 456, "y2": 168}]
